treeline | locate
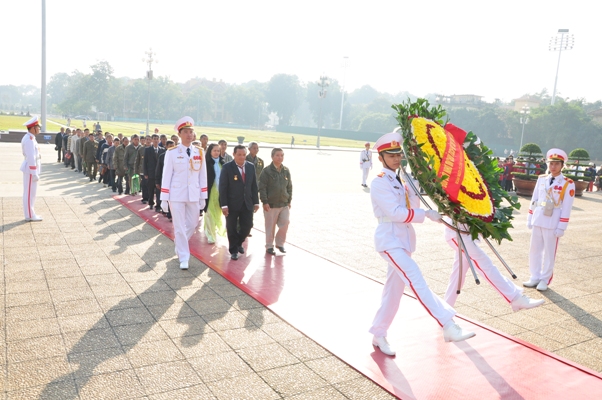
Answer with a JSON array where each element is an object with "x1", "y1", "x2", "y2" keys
[
  {"x1": 1, "y1": 61, "x2": 602, "y2": 157},
  {"x1": 0, "y1": 61, "x2": 411, "y2": 133},
  {"x1": 446, "y1": 101, "x2": 602, "y2": 159}
]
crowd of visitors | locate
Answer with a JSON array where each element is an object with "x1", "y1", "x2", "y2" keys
[{"x1": 55, "y1": 122, "x2": 293, "y2": 264}]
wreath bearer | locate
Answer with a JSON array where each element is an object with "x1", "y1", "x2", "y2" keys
[
  {"x1": 524, "y1": 148, "x2": 575, "y2": 291},
  {"x1": 369, "y1": 132, "x2": 475, "y2": 357}
]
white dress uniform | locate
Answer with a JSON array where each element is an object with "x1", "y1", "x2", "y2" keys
[
  {"x1": 160, "y1": 120, "x2": 208, "y2": 265},
  {"x1": 369, "y1": 168, "x2": 456, "y2": 337},
  {"x1": 442, "y1": 217, "x2": 522, "y2": 306},
  {"x1": 20, "y1": 117, "x2": 42, "y2": 221},
  {"x1": 359, "y1": 146, "x2": 372, "y2": 186},
  {"x1": 527, "y1": 154, "x2": 575, "y2": 286}
]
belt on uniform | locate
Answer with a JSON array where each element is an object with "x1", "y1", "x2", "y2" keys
[{"x1": 377, "y1": 216, "x2": 392, "y2": 223}]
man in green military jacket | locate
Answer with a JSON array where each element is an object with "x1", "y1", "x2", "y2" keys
[
  {"x1": 258, "y1": 147, "x2": 292, "y2": 255},
  {"x1": 83, "y1": 133, "x2": 99, "y2": 182},
  {"x1": 246, "y1": 142, "x2": 264, "y2": 180}
]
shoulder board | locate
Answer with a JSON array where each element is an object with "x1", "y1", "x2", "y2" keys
[
  {"x1": 167, "y1": 147, "x2": 178, "y2": 151},
  {"x1": 567, "y1": 178, "x2": 574, "y2": 183},
  {"x1": 377, "y1": 172, "x2": 385, "y2": 177},
  {"x1": 193, "y1": 145, "x2": 203, "y2": 150}
]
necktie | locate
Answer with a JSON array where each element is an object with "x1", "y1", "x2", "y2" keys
[
  {"x1": 550, "y1": 176, "x2": 555, "y2": 186},
  {"x1": 396, "y1": 175, "x2": 402, "y2": 184},
  {"x1": 186, "y1": 148, "x2": 190, "y2": 157},
  {"x1": 241, "y1": 166, "x2": 246, "y2": 183}
]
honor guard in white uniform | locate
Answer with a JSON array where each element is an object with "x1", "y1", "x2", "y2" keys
[
  {"x1": 160, "y1": 116, "x2": 208, "y2": 270},
  {"x1": 524, "y1": 148, "x2": 575, "y2": 291},
  {"x1": 442, "y1": 217, "x2": 544, "y2": 311},
  {"x1": 20, "y1": 117, "x2": 43, "y2": 221},
  {"x1": 369, "y1": 132, "x2": 475, "y2": 357},
  {"x1": 360, "y1": 142, "x2": 372, "y2": 187}
]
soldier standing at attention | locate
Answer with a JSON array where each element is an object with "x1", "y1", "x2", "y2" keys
[
  {"x1": 160, "y1": 117, "x2": 208, "y2": 270},
  {"x1": 246, "y1": 142, "x2": 264, "y2": 181},
  {"x1": 369, "y1": 132, "x2": 475, "y2": 357},
  {"x1": 360, "y1": 141, "x2": 372, "y2": 187},
  {"x1": 524, "y1": 148, "x2": 576, "y2": 292},
  {"x1": 83, "y1": 133, "x2": 99, "y2": 182},
  {"x1": 21, "y1": 117, "x2": 43, "y2": 221}
]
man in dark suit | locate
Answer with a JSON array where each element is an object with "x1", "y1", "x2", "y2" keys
[
  {"x1": 55, "y1": 127, "x2": 65, "y2": 162},
  {"x1": 219, "y1": 145, "x2": 259, "y2": 260},
  {"x1": 143, "y1": 134, "x2": 165, "y2": 211}
]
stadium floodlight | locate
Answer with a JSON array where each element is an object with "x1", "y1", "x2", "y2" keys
[{"x1": 549, "y1": 29, "x2": 574, "y2": 105}]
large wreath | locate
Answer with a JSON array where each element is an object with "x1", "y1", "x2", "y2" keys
[{"x1": 393, "y1": 99, "x2": 520, "y2": 243}]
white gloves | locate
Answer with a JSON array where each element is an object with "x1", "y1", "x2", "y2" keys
[
  {"x1": 199, "y1": 199, "x2": 206, "y2": 209},
  {"x1": 527, "y1": 221, "x2": 533, "y2": 230},
  {"x1": 425, "y1": 210, "x2": 442, "y2": 222},
  {"x1": 554, "y1": 229, "x2": 565, "y2": 238},
  {"x1": 32, "y1": 175, "x2": 39, "y2": 182}
]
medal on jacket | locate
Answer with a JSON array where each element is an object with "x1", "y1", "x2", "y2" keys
[
  {"x1": 234, "y1": 175, "x2": 238, "y2": 180},
  {"x1": 189, "y1": 153, "x2": 202, "y2": 171}
]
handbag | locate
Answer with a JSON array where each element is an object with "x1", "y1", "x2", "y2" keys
[{"x1": 65, "y1": 152, "x2": 72, "y2": 160}]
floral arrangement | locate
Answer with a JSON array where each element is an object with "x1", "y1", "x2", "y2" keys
[{"x1": 392, "y1": 99, "x2": 520, "y2": 243}]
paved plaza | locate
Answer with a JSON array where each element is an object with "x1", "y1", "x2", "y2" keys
[{"x1": 1, "y1": 141, "x2": 601, "y2": 399}]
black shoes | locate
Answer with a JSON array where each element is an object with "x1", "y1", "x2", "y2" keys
[
  {"x1": 142, "y1": 200, "x2": 148, "y2": 204},
  {"x1": 231, "y1": 253, "x2": 239, "y2": 260},
  {"x1": 277, "y1": 246, "x2": 286, "y2": 253},
  {"x1": 237, "y1": 246, "x2": 245, "y2": 254},
  {"x1": 266, "y1": 248, "x2": 276, "y2": 255}
]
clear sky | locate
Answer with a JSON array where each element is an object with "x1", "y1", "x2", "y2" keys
[{"x1": 1, "y1": 0, "x2": 600, "y2": 103}]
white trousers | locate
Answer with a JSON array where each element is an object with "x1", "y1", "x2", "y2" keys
[
  {"x1": 529, "y1": 226, "x2": 559, "y2": 284},
  {"x1": 369, "y1": 248, "x2": 456, "y2": 337},
  {"x1": 444, "y1": 237, "x2": 522, "y2": 307},
  {"x1": 362, "y1": 167, "x2": 370, "y2": 185},
  {"x1": 22, "y1": 173, "x2": 38, "y2": 219},
  {"x1": 264, "y1": 206, "x2": 290, "y2": 248},
  {"x1": 170, "y1": 201, "x2": 200, "y2": 262}
]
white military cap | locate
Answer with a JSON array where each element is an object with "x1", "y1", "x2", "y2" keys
[
  {"x1": 546, "y1": 148, "x2": 567, "y2": 163},
  {"x1": 23, "y1": 116, "x2": 40, "y2": 129},
  {"x1": 174, "y1": 116, "x2": 194, "y2": 132},
  {"x1": 373, "y1": 131, "x2": 403, "y2": 154}
]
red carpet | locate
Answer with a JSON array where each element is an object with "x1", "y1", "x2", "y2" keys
[{"x1": 116, "y1": 195, "x2": 602, "y2": 399}]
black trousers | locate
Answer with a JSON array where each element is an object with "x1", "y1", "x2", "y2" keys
[
  {"x1": 147, "y1": 178, "x2": 158, "y2": 207},
  {"x1": 225, "y1": 206, "x2": 254, "y2": 254},
  {"x1": 141, "y1": 175, "x2": 149, "y2": 201}
]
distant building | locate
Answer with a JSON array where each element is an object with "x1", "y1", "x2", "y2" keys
[
  {"x1": 513, "y1": 95, "x2": 541, "y2": 112},
  {"x1": 434, "y1": 94, "x2": 484, "y2": 109}
]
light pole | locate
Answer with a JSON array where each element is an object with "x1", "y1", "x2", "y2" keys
[
  {"x1": 142, "y1": 49, "x2": 157, "y2": 136},
  {"x1": 338, "y1": 56, "x2": 348, "y2": 130},
  {"x1": 519, "y1": 105, "x2": 530, "y2": 153},
  {"x1": 549, "y1": 29, "x2": 574, "y2": 105},
  {"x1": 41, "y1": 0, "x2": 47, "y2": 132},
  {"x1": 316, "y1": 75, "x2": 329, "y2": 149}
]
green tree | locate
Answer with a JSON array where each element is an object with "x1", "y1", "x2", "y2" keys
[
  {"x1": 358, "y1": 112, "x2": 396, "y2": 133},
  {"x1": 306, "y1": 79, "x2": 342, "y2": 128},
  {"x1": 266, "y1": 74, "x2": 302, "y2": 126},
  {"x1": 224, "y1": 85, "x2": 265, "y2": 126},
  {"x1": 347, "y1": 85, "x2": 380, "y2": 105}
]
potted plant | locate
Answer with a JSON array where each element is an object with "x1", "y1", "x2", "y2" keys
[
  {"x1": 237, "y1": 136, "x2": 245, "y2": 145},
  {"x1": 563, "y1": 148, "x2": 593, "y2": 196},
  {"x1": 512, "y1": 143, "x2": 546, "y2": 196}
]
